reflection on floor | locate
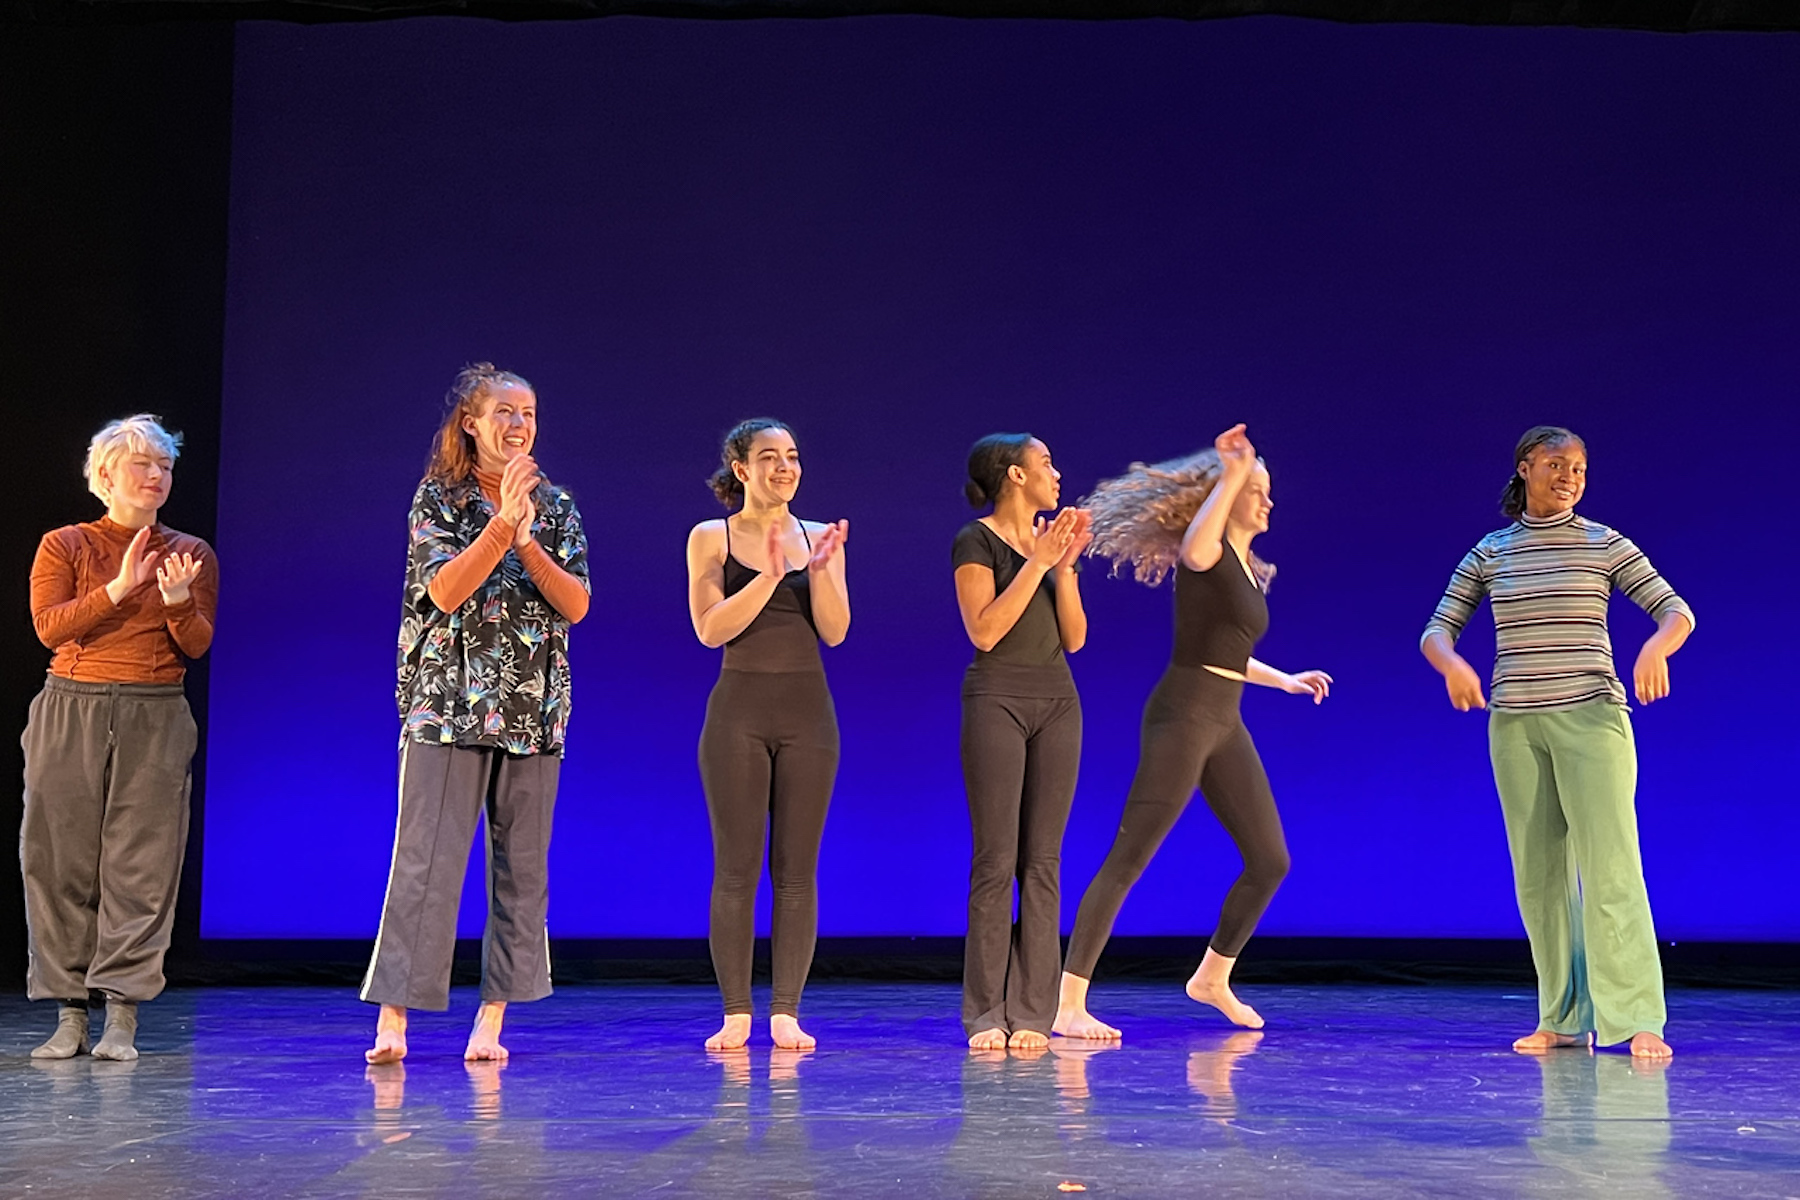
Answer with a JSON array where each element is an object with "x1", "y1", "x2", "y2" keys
[{"x1": 3, "y1": 981, "x2": 1797, "y2": 1197}]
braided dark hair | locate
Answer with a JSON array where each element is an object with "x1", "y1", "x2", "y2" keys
[
  {"x1": 709, "y1": 418, "x2": 795, "y2": 508},
  {"x1": 1501, "y1": 425, "x2": 1585, "y2": 518},
  {"x1": 963, "y1": 433, "x2": 1036, "y2": 508}
]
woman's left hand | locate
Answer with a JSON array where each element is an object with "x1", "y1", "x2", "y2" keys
[
  {"x1": 1633, "y1": 646, "x2": 1671, "y2": 705},
  {"x1": 157, "y1": 552, "x2": 204, "y2": 606},
  {"x1": 1285, "y1": 669, "x2": 1333, "y2": 704},
  {"x1": 807, "y1": 519, "x2": 849, "y2": 571},
  {"x1": 1054, "y1": 508, "x2": 1093, "y2": 572}
]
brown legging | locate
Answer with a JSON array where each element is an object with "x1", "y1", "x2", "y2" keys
[
  {"x1": 1064, "y1": 666, "x2": 1289, "y2": 978},
  {"x1": 699, "y1": 668, "x2": 839, "y2": 1018}
]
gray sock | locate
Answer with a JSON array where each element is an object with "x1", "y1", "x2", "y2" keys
[
  {"x1": 92, "y1": 999, "x2": 139, "y2": 1062},
  {"x1": 30, "y1": 1002, "x2": 90, "y2": 1060}
]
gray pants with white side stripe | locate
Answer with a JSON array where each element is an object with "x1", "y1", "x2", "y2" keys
[{"x1": 360, "y1": 740, "x2": 560, "y2": 1011}]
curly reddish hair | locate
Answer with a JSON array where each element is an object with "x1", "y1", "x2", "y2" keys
[{"x1": 1082, "y1": 447, "x2": 1274, "y2": 591}]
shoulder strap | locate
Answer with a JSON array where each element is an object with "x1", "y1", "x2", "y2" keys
[
  {"x1": 724, "y1": 515, "x2": 732, "y2": 556},
  {"x1": 800, "y1": 520, "x2": 813, "y2": 551}
]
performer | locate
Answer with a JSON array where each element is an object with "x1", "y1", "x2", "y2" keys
[
  {"x1": 953, "y1": 434, "x2": 1091, "y2": 1051},
  {"x1": 1055, "y1": 425, "x2": 1332, "y2": 1041},
  {"x1": 686, "y1": 419, "x2": 849, "y2": 1052},
  {"x1": 1420, "y1": 426, "x2": 1692, "y2": 1060},
  {"x1": 22, "y1": 414, "x2": 216, "y2": 1061},
  {"x1": 362, "y1": 364, "x2": 590, "y2": 1064}
]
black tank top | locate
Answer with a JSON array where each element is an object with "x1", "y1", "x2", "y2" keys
[
  {"x1": 1171, "y1": 540, "x2": 1269, "y2": 673},
  {"x1": 721, "y1": 518, "x2": 823, "y2": 673}
]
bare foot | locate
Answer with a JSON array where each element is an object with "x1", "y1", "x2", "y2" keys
[
  {"x1": 1185, "y1": 949, "x2": 1264, "y2": 1029},
  {"x1": 1629, "y1": 1031, "x2": 1673, "y2": 1060},
  {"x1": 365, "y1": 1004, "x2": 408, "y2": 1065},
  {"x1": 1008, "y1": 1029, "x2": 1050, "y2": 1050},
  {"x1": 968, "y1": 1028, "x2": 1007, "y2": 1051},
  {"x1": 706, "y1": 1013, "x2": 752, "y2": 1051},
  {"x1": 770, "y1": 1014, "x2": 816, "y2": 1050},
  {"x1": 1053, "y1": 972, "x2": 1122, "y2": 1042},
  {"x1": 464, "y1": 1001, "x2": 509, "y2": 1062},
  {"x1": 1512, "y1": 1029, "x2": 1590, "y2": 1053}
]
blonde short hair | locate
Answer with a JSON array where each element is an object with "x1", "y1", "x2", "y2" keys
[{"x1": 85, "y1": 414, "x2": 183, "y2": 504}]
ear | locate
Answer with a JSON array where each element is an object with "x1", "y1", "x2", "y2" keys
[
  {"x1": 732, "y1": 461, "x2": 750, "y2": 484},
  {"x1": 1006, "y1": 463, "x2": 1027, "y2": 487},
  {"x1": 461, "y1": 413, "x2": 480, "y2": 437}
]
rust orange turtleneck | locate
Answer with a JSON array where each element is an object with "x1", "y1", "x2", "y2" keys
[
  {"x1": 422, "y1": 468, "x2": 589, "y2": 622},
  {"x1": 30, "y1": 515, "x2": 218, "y2": 683}
]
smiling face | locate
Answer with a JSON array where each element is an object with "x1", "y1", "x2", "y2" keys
[
  {"x1": 733, "y1": 427, "x2": 802, "y2": 507},
  {"x1": 100, "y1": 443, "x2": 174, "y2": 517},
  {"x1": 1518, "y1": 439, "x2": 1587, "y2": 518},
  {"x1": 461, "y1": 382, "x2": 537, "y2": 472},
  {"x1": 1008, "y1": 439, "x2": 1062, "y2": 512},
  {"x1": 1226, "y1": 462, "x2": 1273, "y2": 537}
]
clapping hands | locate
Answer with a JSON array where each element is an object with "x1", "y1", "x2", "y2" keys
[{"x1": 157, "y1": 551, "x2": 205, "y2": 606}]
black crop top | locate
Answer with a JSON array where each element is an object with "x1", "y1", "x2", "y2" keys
[
  {"x1": 1171, "y1": 540, "x2": 1269, "y2": 673},
  {"x1": 720, "y1": 519, "x2": 823, "y2": 673},
  {"x1": 952, "y1": 521, "x2": 1076, "y2": 697}
]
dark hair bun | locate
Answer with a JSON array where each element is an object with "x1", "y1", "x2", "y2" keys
[{"x1": 964, "y1": 432, "x2": 1035, "y2": 509}]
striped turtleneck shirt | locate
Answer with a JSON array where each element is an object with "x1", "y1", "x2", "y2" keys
[{"x1": 1422, "y1": 509, "x2": 1694, "y2": 712}]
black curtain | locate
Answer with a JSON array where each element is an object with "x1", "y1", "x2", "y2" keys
[{"x1": 0, "y1": 24, "x2": 234, "y2": 988}]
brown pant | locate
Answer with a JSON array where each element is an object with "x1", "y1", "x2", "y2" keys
[{"x1": 20, "y1": 675, "x2": 196, "y2": 1002}]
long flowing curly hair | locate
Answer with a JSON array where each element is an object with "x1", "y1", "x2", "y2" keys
[{"x1": 1082, "y1": 448, "x2": 1275, "y2": 591}]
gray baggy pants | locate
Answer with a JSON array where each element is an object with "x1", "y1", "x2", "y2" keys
[
  {"x1": 20, "y1": 675, "x2": 197, "y2": 1002},
  {"x1": 360, "y1": 740, "x2": 560, "y2": 1011}
]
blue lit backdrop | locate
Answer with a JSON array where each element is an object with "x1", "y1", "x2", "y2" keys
[{"x1": 203, "y1": 17, "x2": 1800, "y2": 942}]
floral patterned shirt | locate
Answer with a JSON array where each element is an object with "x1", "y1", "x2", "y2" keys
[{"x1": 395, "y1": 475, "x2": 589, "y2": 756}]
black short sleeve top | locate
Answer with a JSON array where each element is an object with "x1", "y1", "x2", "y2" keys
[
  {"x1": 1171, "y1": 540, "x2": 1269, "y2": 673},
  {"x1": 952, "y1": 521, "x2": 1076, "y2": 697}
]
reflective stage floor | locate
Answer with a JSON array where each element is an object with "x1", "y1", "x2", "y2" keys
[{"x1": 2, "y1": 981, "x2": 1797, "y2": 1198}]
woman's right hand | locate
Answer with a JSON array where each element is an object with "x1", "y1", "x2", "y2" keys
[
  {"x1": 1215, "y1": 424, "x2": 1256, "y2": 477},
  {"x1": 1443, "y1": 656, "x2": 1488, "y2": 711},
  {"x1": 1028, "y1": 508, "x2": 1081, "y2": 570},
  {"x1": 761, "y1": 519, "x2": 791, "y2": 581},
  {"x1": 105, "y1": 526, "x2": 160, "y2": 605},
  {"x1": 496, "y1": 453, "x2": 538, "y2": 532}
]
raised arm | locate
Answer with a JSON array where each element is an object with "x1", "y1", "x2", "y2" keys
[
  {"x1": 1179, "y1": 425, "x2": 1256, "y2": 573},
  {"x1": 157, "y1": 543, "x2": 218, "y2": 659},
  {"x1": 515, "y1": 485, "x2": 590, "y2": 624},
  {"x1": 1051, "y1": 509, "x2": 1092, "y2": 653},
  {"x1": 421, "y1": 458, "x2": 540, "y2": 614},
  {"x1": 805, "y1": 519, "x2": 851, "y2": 647},
  {"x1": 30, "y1": 528, "x2": 157, "y2": 649},
  {"x1": 953, "y1": 512, "x2": 1078, "y2": 653},
  {"x1": 686, "y1": 520, "x2": 780, "y2": 648}
]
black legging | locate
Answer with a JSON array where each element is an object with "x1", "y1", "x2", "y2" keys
[
  {"x1": 1064, "y1": 667, "x2": 1288, "y2": 978},
  {"x1": 961, "y1": 690, "x2": 1082, "y2": 1038},
  {"x1": 698, "y1": 668, "x2": 838, "y2": 1017}
]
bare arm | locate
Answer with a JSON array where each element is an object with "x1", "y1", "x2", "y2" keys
[
  {"x1": 1245, "y1": 657, "x2": 1332, "y2": 702},
  {"x1": 806, "y1": 520, "x2": 851, "y2": 647},
  {"x1": 953, "y1": 512, "x2": 1078, "y2": 653},
  {"x1": 1178, "y1": 424, "x2": 1256, "y2": 573},
  {"x1": 686, "y1": 522, "x2": 781, "y2": 648}
]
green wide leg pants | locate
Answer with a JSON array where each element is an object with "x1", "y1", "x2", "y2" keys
[{"x1": 1488, "y1": 700, "x2": 1664, "y2": 1046}]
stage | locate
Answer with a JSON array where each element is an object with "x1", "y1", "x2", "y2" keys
[{"x1": 3, "y1": 981, "x2": 1796, "y2": 1197}]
